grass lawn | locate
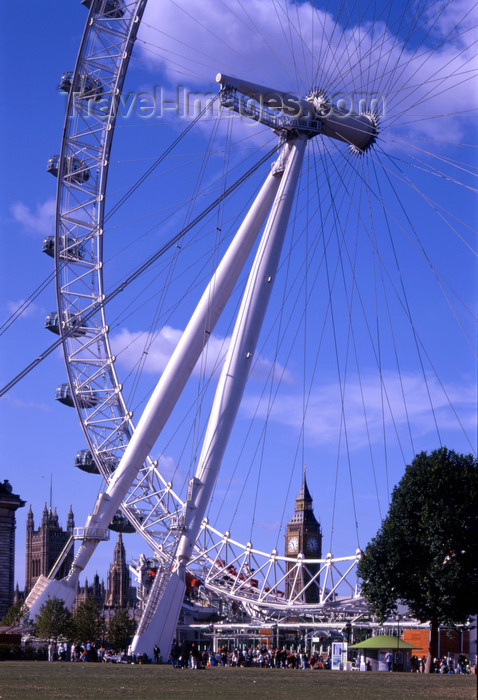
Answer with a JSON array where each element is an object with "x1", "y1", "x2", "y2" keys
[{"x1": 0, "y1": 662, "x2": 475, "y2": 699}]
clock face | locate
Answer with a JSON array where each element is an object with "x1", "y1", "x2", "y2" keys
[
  {"x1": 288, "y1": 536, "x2": 299, "y2": 553},
  {"x1": 306, "y1": 536, "x2": 318, "y2": 553}
]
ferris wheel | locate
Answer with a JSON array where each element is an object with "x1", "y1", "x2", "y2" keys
[{"x1": 27, "y1": 0, "x2": 476, "y2": 654}]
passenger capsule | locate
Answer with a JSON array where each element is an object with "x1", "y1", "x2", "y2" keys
[
  {"x1": 45, "y1": 311, "x2": 60, "y2": 335},
  {"x1": 47, "y1": 155, "x2": 90, "y2": 183},
  {"x1": 59, "y1": 71, "x2": 104, "y2": 101},
  {"x1": 41, "y1": 236, "x2": 85, "y2": 261},
  {"x1": 108, "y1": 511, "x2": 135, "y2": 533},
  {"x1": 74, "y1": 449, "x2": 99, "y2": 474},
  {"x1": 41, "y1": 236, "x2": 56, "y2": 258},
  {"x1": 55, "y1": 383, "x2": 99, "y2": 409},
  {"x1": 46, "y1": 155, "x2": 60, "y2": 177},
  {"x1": 45, "y1": 311, "x2": 85, "y2": 336},
  {"x1": 56, "y1": 383, "x2": 75, "y2": 407},
  {"x1": 81, "y1": 0, "x2": 125, "y2": 18}
]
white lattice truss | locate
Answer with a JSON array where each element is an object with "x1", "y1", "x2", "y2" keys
[{"x1": 191, "y1": 524, "x2": 364, "y2": 615}]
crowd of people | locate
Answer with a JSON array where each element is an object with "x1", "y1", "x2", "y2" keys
[
  {"x1": 47, "y1": 641, "x2": 128, "y2": 663},
  {"x1": 45, "y1": 639, "x2": 474, "y2": 674},
  {"x1": 431, "y1": 654, "x2": 471, "y2": 674},
  {"x1": 407, "y1": 654, "x2": 472, "y2": 674},
  {"x1": 407, "y1": 653, "x2": 473, "y2": 674},
  {"x1": 169, "y1": 641, "x2": 330, "y2": 670}
]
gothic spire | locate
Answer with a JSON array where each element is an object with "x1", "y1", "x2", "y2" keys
[
  {"x1": 296, "y1": 469, "x2": 313, "y2": 508},
  {"x1": 114, "y1": 531, "x2": 126, "y2": 563},
  {"x1": 67, "y1": 504, "x2": 75, "y2": 533},
  {"x1": 27, "y1": 504, "x2": 34, "y2": 531}
]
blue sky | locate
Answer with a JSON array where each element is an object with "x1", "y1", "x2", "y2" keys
[{"x1": 1, "y1": 0, "x2": 476, "y2": 593}]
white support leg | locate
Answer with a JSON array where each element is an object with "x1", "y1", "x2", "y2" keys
[
  {"x1": 130, "y1": 570, "x2": 186, "y2": 659},
  {"x1": 26, "y1": 147, "x2": 286, "y2": 614},
  {"x1": 131, "y1": 134, "x2": 307, "y2": 656},
  {"x1": 177, "y1": 134, "x2": 307, "y2": 568}
]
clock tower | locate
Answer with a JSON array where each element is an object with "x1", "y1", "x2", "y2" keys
[{"x1": 285, "y1": 472, "x2": 322, "y2": 603}]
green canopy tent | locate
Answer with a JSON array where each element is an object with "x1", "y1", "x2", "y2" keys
[
  {"x1": 349, "y1": 635, "x2": 419, "y2": 672},
  {"x1": 349, "y1": 635, "x2": 418, "y2": 650}
]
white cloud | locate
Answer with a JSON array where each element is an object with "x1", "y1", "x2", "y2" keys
[
  {"x1": 5, "y1": 299, "x2": 38, "y2": 319},
  {"x1": 255, "y1": 519, "x2": 282, "y2": 532},
  {"x1": 138, "y1": 0, "x2": 477, "y2": 142},
  {"x1": 424, "y1": 0, "x2": 478, "y2": 38},
  {"x1": 242, "y1": 369, "x2": 476, "y2": 450},
  {"x1": 155, "y1": 453, "x2": 179, "y2": 482},
  {"x1": 110, "y1": 325, "x2": 291, "y2": 383},
  {"x1": 2, "y1": 394, "x2": 51, "y2": 412},
  {"x1": 111, "y1": 325, "x2": 226, "y2": 377},
  {"x1": 11, "y1": 199, "x2": 56, "y2": 235},
  {"x1": 111, "y1": 326, "x2": 475, "y2": 456}
]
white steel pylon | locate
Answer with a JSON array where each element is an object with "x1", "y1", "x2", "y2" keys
[
  {"x1": 131, "y1": 134, "x2": 307, "y2": 655},
  {"x1": 25, "y1": 135, "x2": 286, "y2": 620}
]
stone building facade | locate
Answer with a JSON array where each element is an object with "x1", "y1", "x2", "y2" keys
[
  {"x1": 75, "y1": 573, "x2": 106, "y2": 609},
  {"x1": 0, "y1": 480, "x2": 25, "y2": 619},
  {"x1": 23, "y1": 508, "x2": 134, "y2": 612},
  {"x1": 24, "y1": 504, "x2": 74, "y2": 595}
]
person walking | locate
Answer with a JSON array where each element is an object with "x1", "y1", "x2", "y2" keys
[
  {"x1": 384, "y1": 650, "x2": 393, "y2": 672},
  {"x1": 153, "y1": 644, "x2": 160, "y2": 664},
  {"x1": 170, "y1": 640, "x2": 179, "y2": 668},
  {"x1": 190, "y1": 644, "x2": 199, "y2": 670}
]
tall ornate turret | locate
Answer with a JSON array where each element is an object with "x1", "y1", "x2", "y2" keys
[
  {"x1": 67, "y1": 504, "x2": 75, "y2": 534},
  {"x1": 105, "y1": 532, "x2": 131, "y2": 608},
  {"x1": 284, "y1": 470, "x2": 322, "y2": 603},
  {"x1": 26, "y1": 504, "x2": 34, "y2": 533}
]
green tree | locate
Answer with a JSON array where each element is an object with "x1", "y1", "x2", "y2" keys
[
  {"x1": 107, "y1": 608, "x2": 136, "y2": 651},
  {"x1": 34, "y1": 597, "x2": 72, "y2": 642},
  {"x1": 0, "y1": 601, "x2": 31, "y2": 627},
  {"x1": 357, "y1": 447, "x2": 478, "y2": 672},
  {"x1": 71, "y1": 597, "x2": 106, "y2": 643}
]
